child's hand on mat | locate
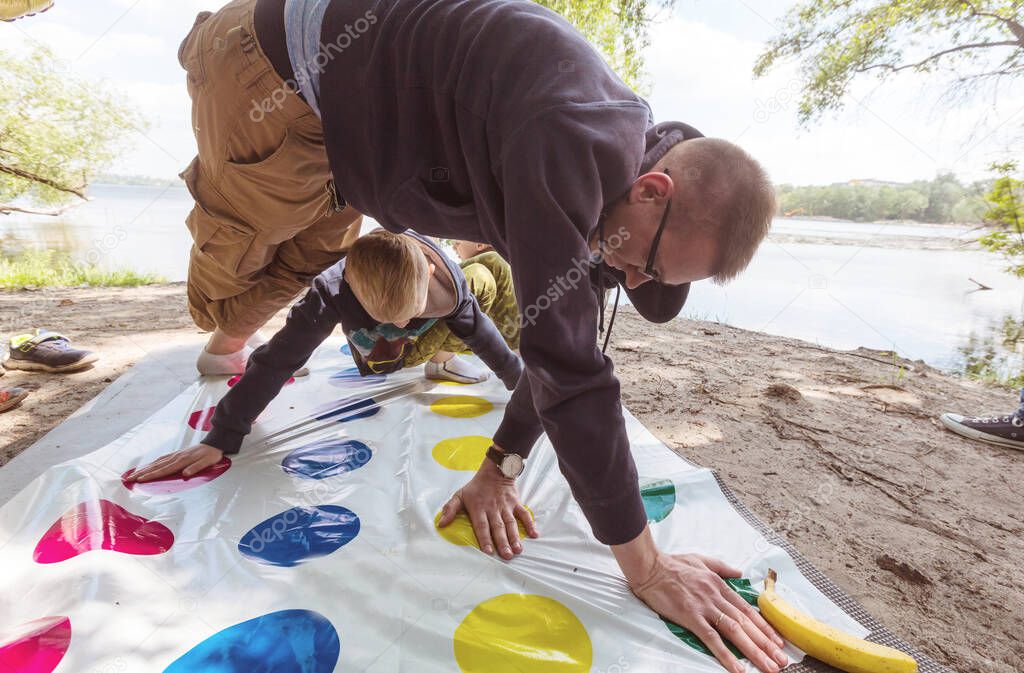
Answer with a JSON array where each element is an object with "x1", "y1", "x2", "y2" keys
[
  {"x1": 626, "y1": 547, "x2": 787, "y2": 673},
  {"x1": 437, "y1": 459, "x2": 538, "y2": 560},
  {"x1": 127, "y1": 444, "x2": 224, "y2": 482}
]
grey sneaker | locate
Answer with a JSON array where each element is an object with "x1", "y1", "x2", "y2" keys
[
  {"x1": 940, "y1": 409, "x2": 1024, "y2": 451},
  {"x1": 3, "y1": 330, "x2": 98, "y2": 373}
]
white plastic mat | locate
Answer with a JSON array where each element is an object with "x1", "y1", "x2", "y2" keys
[{"x1": 0, "y1": 338, "x2": 946, "y2": 672}]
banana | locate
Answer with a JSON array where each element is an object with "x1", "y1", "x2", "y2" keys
[{"x1": 757, "y1": 569, "x2": 918, "y2": 673}]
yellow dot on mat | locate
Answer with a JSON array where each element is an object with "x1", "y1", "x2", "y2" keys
[
  {"x1": 453, "y1": 594, "x2": 592, "y2": 673},
  {"x1": 438, "y1": 380, "x2": 472, "y2": 386},
  {"x1": 434, "y1": 509, "x2": 533, "y2": 549},
  {"x1": 430, "y1": 395, "x2": 493, "y2": 418},
  {"x1": 432, "y1": 436, "x2": 492, "y2": 470}
]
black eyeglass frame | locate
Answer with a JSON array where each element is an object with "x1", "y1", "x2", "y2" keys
[{"x1": 643, "y1": 167, "x2": 672, "y2": 281}]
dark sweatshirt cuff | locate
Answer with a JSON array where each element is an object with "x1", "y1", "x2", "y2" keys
[
  {"x1": 578, "y1": 482, "x2": 648, "y2": 545},
  {"x1": 202, "y1": 427, "x2": 244, "y2": 455},
  {"x1": 493, "y1": 411, "x2": 543, "y2": 459}
]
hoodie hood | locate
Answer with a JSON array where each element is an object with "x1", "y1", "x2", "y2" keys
[{"x1": 640, "y1": 121, "x2": 705, "y2": 174}]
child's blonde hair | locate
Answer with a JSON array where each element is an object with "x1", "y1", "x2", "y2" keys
[{"x1": 346, "y1": 230, "x2": 430, "y2": 323}]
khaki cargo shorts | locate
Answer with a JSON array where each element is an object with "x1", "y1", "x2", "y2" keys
[{"x1": 177, "y1": 0, "x2": 362, "y2": 338}]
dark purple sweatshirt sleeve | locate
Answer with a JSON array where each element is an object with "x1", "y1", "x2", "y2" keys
[
  {"x1": 491, "y1": 103, "x2": 651, "y2": 546},
  {"x1": 202, "y1": 274, "x2": 341, "y2": 454}
]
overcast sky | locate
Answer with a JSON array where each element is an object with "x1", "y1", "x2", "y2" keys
[{"x1": 4, "y1": 0, "x2": 1022, "y2": 185}]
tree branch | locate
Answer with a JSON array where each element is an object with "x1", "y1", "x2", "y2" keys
[
  {"x1": 960, "y1": 0, "x2": 1024, "y2": 44},
  {"x1": 0, "y1": 199, "x2": 90, "y2": 217},
  {"x1": 856, "y1": 40, "x2": 1021, "y2": 74},
  {"x1": 0, "y1": 161, "x2": 87, "y2": 199}
]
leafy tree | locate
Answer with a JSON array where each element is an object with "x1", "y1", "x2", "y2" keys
[
  {"x1": 978, "y1": 161, "x2": 1024, "y2": 274},
  {"x1": 0, "y1": 43, "x2": 146, "y2": 216},
  {"x1": 753, "y1": 1, "x2": 1024, "y2": 124},
  {"x1": 536, "y1": 0, "x2": 674, "y2": 92},
  {"x1": 776, "y1": 174, "x2": 986, "y2": 222}
]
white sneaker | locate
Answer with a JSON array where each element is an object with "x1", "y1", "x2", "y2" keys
[{"x1": 425, "y1": 356, "x2": 491, "y2": 384}]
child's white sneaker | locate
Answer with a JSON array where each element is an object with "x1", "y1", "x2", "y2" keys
[
  {"x1": 196, "y1": 346, "x2": 253, "y2": 376},
  {"x1": 425, "y1": 356, "x2": 490, "y2": 384}
]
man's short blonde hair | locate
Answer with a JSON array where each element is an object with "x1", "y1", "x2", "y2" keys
[
  {"x1": 668, "y1": 138, "x2": 776, "y2": 284},
  {"x1": 346, "y1": 230, "x2": 430, "y2": 322}
]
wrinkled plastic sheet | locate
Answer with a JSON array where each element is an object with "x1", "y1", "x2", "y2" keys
[{"x1": 0, "y1": 338, "x2": 868, "y2": 672}]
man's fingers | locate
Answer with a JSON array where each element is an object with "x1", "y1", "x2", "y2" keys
[
  {"x1": 713, "y1": 601, "x2": 782, "y2": 673},
  {"x1": 513, "y1": 504, "x2": 539, "y2": 538},
  {"x1": 500, "y1": 512, "x2": 522, "y2": 555},
  {"x1": 437, "y1": 493, "x2": 463, "y2": 528},
  {"x1": 469, "y1": 510, "x2": 494, "y2": 555},
  {"x1": 695, "y1": 553, "x2": 742, "y2": 578},
  {"x1": 489, "y1": 512, "x2": 514, "y2": 560},
  {"x1": 693, "y1": 619, "x2": 745, "y2": 673},
  {"x1": 723, "y1": 585, "x2": 786, "y2": 651}
]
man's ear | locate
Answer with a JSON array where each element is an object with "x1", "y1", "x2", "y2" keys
[
  {"x1": 427, "y1": 262, "x2": 436, "y2": 277},
  {"x1": 632, "y1": 171, "x2": 673, "y2": 203}
]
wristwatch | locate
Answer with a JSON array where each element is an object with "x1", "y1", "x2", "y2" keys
[{"x1": 486, "y1": 446, "x2": 525, "y2": 479}]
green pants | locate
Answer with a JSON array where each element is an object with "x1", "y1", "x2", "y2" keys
[{"x1": 405, "y1": 251, "x2": 520, "y2": 366}]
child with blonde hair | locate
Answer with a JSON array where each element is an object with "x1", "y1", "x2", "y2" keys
[{"x1": 127, "y1": 229, "x2": 521, "y2": 482}]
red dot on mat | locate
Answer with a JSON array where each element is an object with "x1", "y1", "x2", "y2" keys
[{"x1": 188, "y1": 406, "x2": 217, "y2": 431}]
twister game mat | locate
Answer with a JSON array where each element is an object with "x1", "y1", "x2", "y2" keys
[{"x1": 0, "y1": 339, "x2": 945, "y2": 672}]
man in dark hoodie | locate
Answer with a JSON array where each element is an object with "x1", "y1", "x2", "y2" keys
[{"x1": 177, "y1": 1, "x2": 783, "y2": 671}]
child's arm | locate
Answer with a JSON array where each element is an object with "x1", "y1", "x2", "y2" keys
[
  {"x1": 443, "y1": 295, "x2": 522, "y2": 390},
  {"x1": 128, "y1": 275, "x2": 342, "y2": 482},
  {"x1": 201, "y1": 281, "x2": 339, "y2": 454}
]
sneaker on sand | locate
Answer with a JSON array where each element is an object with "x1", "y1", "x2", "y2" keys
[
  {"x1": 940, "y1": 410, "x2": 1024, "y2": 451},
  {"x1": 0, "y1": 387, "x2": 28, "y2": 413},
  {"x1": 1, "y1": 0, "x2": 54, "y2": 22},
  {"x1": 4, "y1": 330, "x2": 98, "y2": 373}
]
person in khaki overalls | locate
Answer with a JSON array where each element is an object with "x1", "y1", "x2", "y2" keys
[{"x1": 176, "y1": 0, "x2": 362, "y2": 375}]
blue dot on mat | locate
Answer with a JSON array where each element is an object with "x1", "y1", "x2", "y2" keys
[
  {"x1": 328, "y1": 366, "x2": 386, "y2": 387},
  {"x1": 163, "y1": 609, "x2": 340, "y2": 673},
  {"x1": 238, "y1": 505, "x2": 360, "y2": 567},
  {"x1": 282, "y1": 439, "x2": 372, "y2": 479},
  {"x1": 340, "y1": 343, "x2": 351, "y2": 356},
  {"x1": 312, "y1": 397, "x2": 380, "y2": 422}
]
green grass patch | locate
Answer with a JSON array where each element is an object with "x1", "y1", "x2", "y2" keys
[{"x1": 0, "y1": 250, "x2": 165, "y2": 288}]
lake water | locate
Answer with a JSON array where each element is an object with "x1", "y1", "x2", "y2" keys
[{"x1": 2, "y1": 184, "x2": 1022, "y2": 381}]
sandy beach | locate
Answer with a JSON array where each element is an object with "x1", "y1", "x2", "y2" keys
[{"x1": 0, "y1": 283, "x2": 1020, "y2": 672}]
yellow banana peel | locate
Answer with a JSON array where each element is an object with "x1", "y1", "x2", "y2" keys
[{"x1": 757, "y1": 569, "x2": 918, "y2": 673}]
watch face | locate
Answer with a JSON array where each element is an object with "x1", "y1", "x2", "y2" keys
[{"x1": 501, "y1": 453, "x2": 525, "y2": 479}]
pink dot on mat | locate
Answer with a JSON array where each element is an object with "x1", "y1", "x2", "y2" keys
[
  {"x1": 121, "y1": 457, "x2": 232, "y2": 495},
  {"x1": 33, "y1": 499, "x2": 174, "y2": 564},
  {"x1": 188, "y1": 406, "x2": 216, "y2": 431},
  {"x1": 0, "y1": 615, "x2": 71, "y2": 673}
]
